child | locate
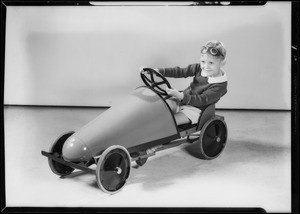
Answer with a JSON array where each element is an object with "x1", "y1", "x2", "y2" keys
[{"x1": 150, "y1": 40, "x2": 228, "y2": 126}]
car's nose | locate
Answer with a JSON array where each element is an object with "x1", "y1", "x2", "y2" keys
[{"x1": 62, "y1": 136, "x2": 92, "y2": 162}]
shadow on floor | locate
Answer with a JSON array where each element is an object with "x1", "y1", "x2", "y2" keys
[{"x1": 126, "y1": 138, "x2": 289, "y2": 192}]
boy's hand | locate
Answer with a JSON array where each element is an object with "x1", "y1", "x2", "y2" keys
[{"x1": 166, "y1": 87, "x2": 184, "y2": 100}]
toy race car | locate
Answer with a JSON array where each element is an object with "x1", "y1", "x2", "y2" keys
[{"x1": 41, "y1": 68, "x2": 228, "y2": 194}]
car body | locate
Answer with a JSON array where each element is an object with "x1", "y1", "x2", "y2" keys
[
  {"x1": 62, "y1": 86, "x2": 179, "y2": 162},
  {"x1": 42, "y1": 68, "x2": 228, "y2": 193}
]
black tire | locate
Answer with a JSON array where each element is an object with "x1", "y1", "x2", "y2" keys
[
  {"x1": 96, "y1": 145, "x2": 131, "y2": 194},
  {"x1": 196, "y1": 117, "x2": 228, "y2": 160},
  {"x1": 48, "y1": 131, "x2": 75, "y2": 176}
]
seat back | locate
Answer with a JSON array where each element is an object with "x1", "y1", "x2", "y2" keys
[{"x1": 196, "y1": 104, "x2": 215, "y2": 131}]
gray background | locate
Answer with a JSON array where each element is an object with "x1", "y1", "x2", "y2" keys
[{"x1": 4, "y1": 2, "x2": 291, "y2": 109}]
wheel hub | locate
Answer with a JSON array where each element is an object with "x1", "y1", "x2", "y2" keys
[{"x1": 115, "y1": 167, "x2": 122, "y2": 174}]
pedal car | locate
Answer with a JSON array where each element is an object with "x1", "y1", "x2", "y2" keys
[{"x1": 41, "y1": 68, "x2": 228, "y2": 194}]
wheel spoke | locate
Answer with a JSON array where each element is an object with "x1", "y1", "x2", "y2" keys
[{"x1": 155, "y1": 81, "x2": 165, "y2": 86}]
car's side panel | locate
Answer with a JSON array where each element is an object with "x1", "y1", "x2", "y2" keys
[{"x1": 62, "y1": 87, "x2": 179, "y2": 161}]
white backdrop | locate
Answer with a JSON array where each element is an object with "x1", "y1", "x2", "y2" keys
[{"x1": 4, "y1": 2, "x2": 291, "y2": 109}]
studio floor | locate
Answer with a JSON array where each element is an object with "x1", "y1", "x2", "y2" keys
[{"x1": 3, "y1": 106, "x2": 291, "y2": 212}]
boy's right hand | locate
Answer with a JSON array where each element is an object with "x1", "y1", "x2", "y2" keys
[{"x1": 166, "y1": 87, "x2": 184, "y2": 101}]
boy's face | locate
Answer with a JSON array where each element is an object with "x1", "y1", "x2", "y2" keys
[{"x1": 200, "y1": 53, "x2": 223, "y2": 77}]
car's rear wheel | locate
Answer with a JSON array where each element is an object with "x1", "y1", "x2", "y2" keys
[{"x1": 196, "y1": 117, "x2": 228, "y2": 160}]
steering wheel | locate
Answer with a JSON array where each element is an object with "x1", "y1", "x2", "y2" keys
[{"x1": 140, "y1": 67, "x2": 171, "y2": 96}]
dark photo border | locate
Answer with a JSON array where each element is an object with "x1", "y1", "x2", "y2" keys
[{"x1": 0, "y1": 1, "x2": 298, "y2": 213}]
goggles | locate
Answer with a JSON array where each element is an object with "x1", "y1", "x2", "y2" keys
[{"x1": 201, "y1": 46, "x2": 224, "y2": 57}]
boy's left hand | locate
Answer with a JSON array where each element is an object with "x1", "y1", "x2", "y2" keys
[{"x1": 166, "y1": 87, "x2": 184, "y2": 100}]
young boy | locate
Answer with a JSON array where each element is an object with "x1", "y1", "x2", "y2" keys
[{"x1": 154, "y1": 40, "x2": 228, "y2": 126}]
